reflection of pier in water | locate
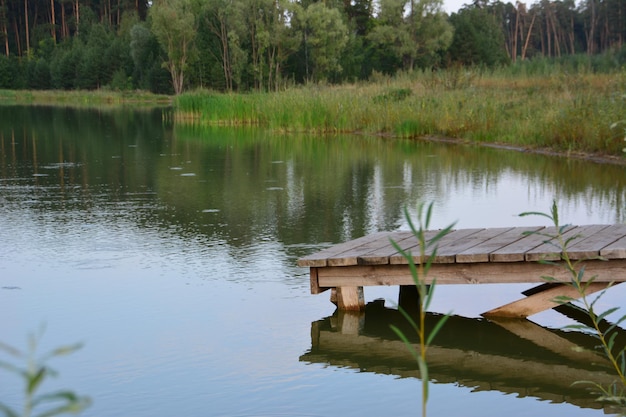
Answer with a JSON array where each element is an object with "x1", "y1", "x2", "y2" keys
[{"x1": 300, "y1": 300, "x2": 623, "y2": 412}]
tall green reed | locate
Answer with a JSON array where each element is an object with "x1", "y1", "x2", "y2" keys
[
  {"x1": 520, "y1": 200, "x2": 626, "y2": 411},
  {"x1": 174, "y1": 69, "x2": 626, "y2": 157},
  {"x1": 389, "y1": 202, "x2": 455, "y2": 417},
  {"x1": 0, "y1": 327, "x2": 91, "y2": 417}
]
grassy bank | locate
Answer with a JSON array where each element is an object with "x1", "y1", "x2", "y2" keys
[
  {"x1": 175, "y1": 69, "x2": 626, "y2": 157},
  {"x1": 0, "y1": 89, "x2": 172, "y2": 107}
]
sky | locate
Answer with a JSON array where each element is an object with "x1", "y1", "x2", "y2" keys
[{"x1": 443, "y1": 0, "x2": 469, "y2": 14}]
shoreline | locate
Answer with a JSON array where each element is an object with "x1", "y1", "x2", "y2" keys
[
  {"x1": 2, "y1": 88, "x2": 624, "y2": 166},
  {"x1": 415, "y1": 135, "x2": 626, "y2": 166}
]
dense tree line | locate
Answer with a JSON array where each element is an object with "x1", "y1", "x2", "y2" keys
[{"x1": 0, "y1": 0, "x2": 625, "y2": 94}]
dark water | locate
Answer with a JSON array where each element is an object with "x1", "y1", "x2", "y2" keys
[{"x1": 1, "y1": 105, "x2": 625, "y2": 417}]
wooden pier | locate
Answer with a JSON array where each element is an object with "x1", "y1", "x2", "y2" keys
[{"x1": 297, "y1": 224, "x2": 626, "y2": 317}]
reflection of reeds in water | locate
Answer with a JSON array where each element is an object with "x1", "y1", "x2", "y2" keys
[
  {"x1": 174, "y1": 71, "x2": 626, "y2": 156},
  {"x1": 300, "y1": 300, "x2": 622, "y2": 411}
]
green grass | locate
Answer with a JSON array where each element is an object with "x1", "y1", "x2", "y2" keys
[
  {"x1": 174, "y1": 68, "x2": 626, "y2": 157},
  {"x1": 2, "y1": 61, "x2": 625, "y2": 158}
]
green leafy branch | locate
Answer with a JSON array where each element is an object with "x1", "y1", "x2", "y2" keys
[
  {"x1": 0, "y1": 328, "x2": 91, "y2": 417},
  {"x1": 520, "y1": 200, "x2": 626, "y2": 409},
  {"x1": 389, "y1": 202, "x2": 455, "y2": 417}
]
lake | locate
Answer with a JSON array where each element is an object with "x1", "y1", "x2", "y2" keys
[{"x1": 1, "y1": 105, "x2": 625, "y2": 417}]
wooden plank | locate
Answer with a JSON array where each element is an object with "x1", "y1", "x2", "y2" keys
[
  {"x1": 490, "y1": 225, "x2": 575, "y2": 262},
  {"x1": 327, "y1": 232, "x2": 401, "y2": 267},
  {"x1": 600, "y1": 224, "x2": 626, "y2": 259},
  {"x1": 315, "y1": 259, "x2": 626, "y2": 287},
  {"x1": 525, "y1": 225, "x2": 611, "y2": 262},
  {"x1": 437, "y1": 228, "x2": 504, "y2": 259},
  {"x1": 389, "y1": 229, "x2": 485, "y2": 265},
  {"x1": 310, "y1": 267, "x2": 329, "y2": 294},
  {"x1": 456, "y1": 226, "x2": 544, "y2": 263},
  {"x1": 482, "y1": 282, "x2": 609, "y2": 318},
  {"x1": 565, "y1": 224, "x2": 622, "y2": 259},
  {"x1": 432, "y1": 228, "x2": 488, "y2": 262},
  {"x1": 357, "y1": 232, "x2": 416, "y2": 265},
  {"x1": 297, "y1": 232, "x2": 389, "y2": 267},
  {"x1": 387, "y1": 230, "x2": 445, "y2": 264},
  {"x1": 524, "y1": 225, "x2": 603, "y2": 261}
]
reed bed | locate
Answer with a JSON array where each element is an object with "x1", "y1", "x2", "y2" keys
[{"x1": 175, "y1": 68, "x2": 626, "y2": 157}]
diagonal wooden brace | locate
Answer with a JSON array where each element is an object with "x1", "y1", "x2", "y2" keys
[{"x1": 482, "y1": 282, "x2": 612, "y2": 318}]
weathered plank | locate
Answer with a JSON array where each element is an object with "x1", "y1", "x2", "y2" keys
[
  {"x1": 454, "y1": 227, "x2": 538, "y2": 263},
  {"x1": 389, "y1": 229, "x2": 486, "y2": 264},
  {"x1": 599, "y1": 224, "x2": 626, "y2": 259},
  {"x1": 489, "y1": 225, "x2": 575, "y2": 262},
  {"x1": 315, "y1": 259, "x2": 626, "y2": 288},
  {"x1": 482, "y1": 282, "x2": 610, "y2": 318},
  {"x1": 327, "y1": 232, "x2": 404, "y2": 267},
  {"x1": 565, "y1": 224, "x2": 621, "y2": 259},
  {"x1": 387, "y1": 230, "x2": 445, "y2": 264},
  {"x1": 525, "y1": 225, "x2": 611, "y2": 261},
  {"x1": 357, "y1": 232, "x2": 415, "y2": 265},
  {"x1": 297, "y1": 232, "x2": 388, "y2": 267}
]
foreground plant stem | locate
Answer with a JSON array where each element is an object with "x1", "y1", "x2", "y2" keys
[
  {"x1": 390, "y1": 202, "x2": 455, "y2": 417},
  {"x1": 521, "y1": 200, "x2": 626, "y2": 407}
]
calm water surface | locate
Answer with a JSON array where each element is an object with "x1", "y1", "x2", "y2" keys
[{"x1": 1, "y1": 105, "x2": 625, "y2": 417}]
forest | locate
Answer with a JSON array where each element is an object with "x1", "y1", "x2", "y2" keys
[{"x1": 0, "y1": 0, "x2": 625, "y2": 94}]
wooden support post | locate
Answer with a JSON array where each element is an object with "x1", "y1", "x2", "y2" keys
[
  {"x1": 398, "y1": 285, "x2": 420, "y2": 312},
  {"x1": 310, "y1": 267, "x2": 329, "y2": 294},
  {"x1": 329, "y1": 310, "x2": 365, "y2": 335},
  {"x1": 482, "y1": 282, "x2": 610, "y2": 318},
  {"x1": 334, "y1": 286, "x2": 365, "y2": 311}
]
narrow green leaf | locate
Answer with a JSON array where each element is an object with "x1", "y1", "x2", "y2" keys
[
  {"x1": 553, "y1": 295, "x2": 575, "y2": 304},
  {"x1": 563, "y1": 323, "x2": 596, "y2": 333},
  {"x1": 404, "y1": 206, "x2": 418, "y2": 235},
  {"x1": 31, "y1": 390, "x2": 88, "y2": 407},
  {"x1": 564, "y1": 234, "x2": 582, "y2": 246},
  {"x1": 519, "y1": 211, "x2": 552, "y2": 219},
  {"x1": 0, "y1": 360, "x2": 22, "y2": 375},
  {"x1": 596, "y1": 307, "x2": 620, "y2": 323},
  {"x1": 390, "y1": 325, "x2": 419, "y2": 363},
  {"x1": 423, "y1": 279, "x2": 436, "y2": 311},
  {"x1": 607, "y1": 331, "x2": 618, "y2": 351},
  {"x1": 27, "y1": 367, "x2": 47, "y2": 395},
  {"x1": 0, "y1": 402, "x2": 20, "y2": 417},
  {"x1": 47, "y1": 343, "x2": 83, "y2": 358},
  {"x1": 33, "y1": 397, "x2": 92, "y2": 417},
  {"x1": 424, "y1": 202, "x2": 433, "y2": 229},
  {"x1": 0, "y1": 342, "x2": 21, "y2": 357},
  {"x1": 426, "y1": 313, "x2": 451, "y2": 346},
  {"x1": 396, "y1": 306, "x2": 419, "y2": 332},
  {"x1": 612, "y1": 313, "x2": 626, "y2": 326}
]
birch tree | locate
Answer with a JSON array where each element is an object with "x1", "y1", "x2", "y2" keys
[{"x1": 150, "y1": 0, "x2": 197, "y2": 94}]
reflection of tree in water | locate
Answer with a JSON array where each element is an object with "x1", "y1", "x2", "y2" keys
[{"x1": 1, "y1": 106, "x2": 625, "y2": 261}]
